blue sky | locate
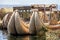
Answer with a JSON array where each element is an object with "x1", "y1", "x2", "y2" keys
[
  {"x1": 0, "y1": 0, "x2": 60, "y2": 10},
  {"x1": 0, "y1": 0, "x2": 60, "y2": 5},
  {"x1": 13, "y1": 0, "x2": 60, "y2": 5}
]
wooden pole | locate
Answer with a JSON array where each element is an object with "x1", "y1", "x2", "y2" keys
[{"x1": 44, "y1": 4, "x2": 46, "y2": 23}]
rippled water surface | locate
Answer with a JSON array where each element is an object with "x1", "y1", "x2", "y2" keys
[
  {"x1": 0, "y1": 30, "x2": 46, "y2": 40},
  {"x1": 1, "y1": 29, "x2": 60, "y2": 40}
]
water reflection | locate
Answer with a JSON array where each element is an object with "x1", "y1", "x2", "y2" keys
[
  {"x1": 7, "y1": 35, "x2": 45, "y2": 40},
  {"x1": 8, "y1": 35, "x2": 39, "y2": 40},
  {"x1": 1, "y1": 30, "x2": 45, "y2": 40},
  {"x1": 2, "y1": 30, "x2": 8, "y2": 40}
]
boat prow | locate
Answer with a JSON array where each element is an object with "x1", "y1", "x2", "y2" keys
[
  {"x1": 2, "y1": 14, "x2": 10, "y2": 29},
  {"x1": 7, "y1": 12, "x2": 16, "y2": 34},
  {"x1": 15, "y1": 12, "x2": 29, "y2": 34},
  {"x1": 29, "y1": 12, "x2": 36, "y2": 34},
  {"x1": 2, "y1": 13, "x2": 12, "y2": 29},
  {"x1": 35, "y1": 12, "x2": 44, "y2": 32}
]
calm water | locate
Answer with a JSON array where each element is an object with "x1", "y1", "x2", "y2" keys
[{"x1": 0, "y1": 30, "x2": 46, "y2": 40}]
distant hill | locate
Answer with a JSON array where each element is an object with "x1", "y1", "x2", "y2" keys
[
  {"x1": 0, "y1": 5, "x2": 60, "y2": 10},
  {"x1": 0, "y1": 5, "x2": 30, "y2": 8}
]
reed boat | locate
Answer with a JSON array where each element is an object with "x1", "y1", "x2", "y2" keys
[
  {"x1": 7, "y1": 12, "x2": 16, "y2": 34},
  {"x1": 35, "y1": 12, "x2": 44, "y2": 32},
  {"x1": 46, "y1": 24, "x2": 60, "y2": 30},
  {"x1": 29, "y1": 11, "x2": 36, "y2": 34},
  {"x1": 7, "y1": 10, "x2": 37, "y2": 35},
  {"x1": 2, "y1": 13, "x2": 11, "y2": 29},
  {"x1": 15, "y1": 12, "x2": 30, "y2": 34},
  {"x1": 0, "y1": 20, "x2": 2, "y2": 28},
  {"x1": 29, "y1": 9, "x2": 47, "y2": 34},
  {"x1": 43, "y1": 13, "x2": 60, "y2": 30},
  {"x1": 2, "y1": 14, "x2": 8, "y2": 28},
  {"x1": 2, "y1": 14, "x2": 10, "y2": 29},
  {"x1": 7, "y1": 9, "x2": 47, "y2": 35}
]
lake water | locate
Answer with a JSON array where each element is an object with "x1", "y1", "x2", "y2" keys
[
  {"x1": 0, "y1": 29, "x2": 60, "y2": 40},
  {"x1": 0, "y1": 30, "x2": 46, "y2": 40}
]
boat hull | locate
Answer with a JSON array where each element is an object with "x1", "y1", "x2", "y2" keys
[
  {"x1": 15, "y1": 12, "x2": 29, "y2": 34},
  {"x1": 7, "y1": 12, "x2": 16, "y2": 34}
]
